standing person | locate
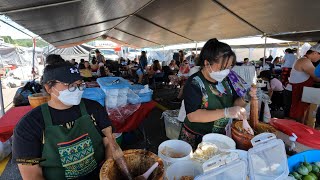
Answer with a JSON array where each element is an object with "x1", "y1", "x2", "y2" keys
[
  {"x1": 13, "y1": 60, "x2": 121, "y2": 180},
  {"x1": 289, "y1": 45, "x2": 320, "y2": 123},
  {"x1": 259, "y1": 70, "x2": 284, "y2": 110},
  {"x1": 95, "y1": 49, "x2": 106, "y2": 64},
  {"x1": 136, "y1": 51, "x2": 148, "y2": 84},
  {"x1": 179, "y1": 38, "x2": 255, "y2": 149},
  {"x1": 90, "y1": 58, "x2": 99, "y2": 72},
  {"x1": 178, "y1": 50, "x2": 185, "y2": 66},
  {"x1": 281, "y1": 48, "x2": 296, "y2": 86},
  {"x1": 242, "y1": 58, "x2": 250, "y2": 66}
]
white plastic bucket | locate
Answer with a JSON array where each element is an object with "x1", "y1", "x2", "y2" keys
[
  {"x1": 165, "y1": 160, "x2": 203, "y2": 180},
  {"x1": 202, "y1": 133, "x2": 236, "y2": 151},
  {"x1": 158, "y1": 140, "x2": 192, "y2": 169}
]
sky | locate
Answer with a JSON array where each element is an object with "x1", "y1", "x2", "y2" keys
[{"x1": 0, "y1": 15, "x2": 36, "y2": 39}]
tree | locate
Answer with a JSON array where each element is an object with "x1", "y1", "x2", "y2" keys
[{"x1": 1, "y1": 36, "x2": 14, "y2": 44}]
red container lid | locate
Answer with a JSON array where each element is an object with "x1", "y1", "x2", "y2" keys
[{"x1": 270, "y1": 118, "x2": 320, "y2": 149}]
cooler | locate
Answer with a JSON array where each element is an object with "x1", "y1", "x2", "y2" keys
[
  {"x1": 82, "y1": 87, "x2": 105, "y2": 106},
  {"x1": 270, "y1": 118, "x2": 320, "y2": 152}
]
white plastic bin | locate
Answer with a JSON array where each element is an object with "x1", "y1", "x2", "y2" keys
[
  {"x1": 162, "y1": 110, "x2": 182, "y2": 139},
  {"x1": 158, "y1": 140, "x2": 192, "y2": 170},
  {"x1": 166, "y1": 160, "x2": 203, "y2": 180},
  {"x1": 202, "y1": 133, "x2": 236, "y2": 151}
]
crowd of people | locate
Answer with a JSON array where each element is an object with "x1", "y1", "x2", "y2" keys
[{"x1": 236, "y1": 45, "x2": 320, "y2": 126}]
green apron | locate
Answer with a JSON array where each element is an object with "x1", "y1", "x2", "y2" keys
[
  {"x1": 179, "y1": 72, "x2": 234, "y2": 149},
  {"x1": 39, "y1": 101, "x2": 105, "y2": 180}
]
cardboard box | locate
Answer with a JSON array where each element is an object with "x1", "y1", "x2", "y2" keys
[{"x1": 302, "y1": 87, "x2": 320, "y2": 104}]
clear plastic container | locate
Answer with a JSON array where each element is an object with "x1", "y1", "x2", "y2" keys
[
  {"x1": 162, "y1": 110, "x2": 181, "y2": 139},
  {"x1": 248, "y1": 133, "x2": 289, "y2": 180},
  {"x1": 194, "y1": 133, "x2": 288, "y2": 180}
]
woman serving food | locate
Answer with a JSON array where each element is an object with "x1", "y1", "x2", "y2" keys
[
  {"x1": 179, "y1": 38, "x2": 255, "y2": 148},
  {"x1": 13, "y1": 58, "x2": 119, "y2": 180}
]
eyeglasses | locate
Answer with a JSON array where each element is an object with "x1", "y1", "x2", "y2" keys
[{"x1": 56, "y1": 81, "x2": 86, "y2": 92}]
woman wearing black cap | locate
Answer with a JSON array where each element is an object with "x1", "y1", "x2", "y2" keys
[{"x1": 13, "y1": 57, "x2": 117, "y2": 180}]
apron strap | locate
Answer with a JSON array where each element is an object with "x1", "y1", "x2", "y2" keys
[
  {"x1": 41, "y1": 103, "x2": 53, "y2": 127},
  {"x1": 79, "y1": 100, "x2": 88, "y2": 116}
]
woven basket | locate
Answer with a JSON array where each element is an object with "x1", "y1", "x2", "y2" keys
[
  {"x1": 28, "y1": 93, "x2": 50, "y2": 108},
  {"x1": 231, "y1": 121, "x2": 277, "y2": 150},
  {"x1": 100, "y1": 149, "x2": 164, "y2": 180}
]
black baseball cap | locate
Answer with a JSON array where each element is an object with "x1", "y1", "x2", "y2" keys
[{"x1": 42, "y1": 64, "x2": 82, "y2": 84}]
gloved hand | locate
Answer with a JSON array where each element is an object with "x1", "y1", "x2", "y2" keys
[
  {"x1": 225, "y1": 106, "x2": 247, "y2": 120},
  {"x1": 242, "y1": 119, "x2": 254, "y2": 135},
  {"x1": 249, "y1": 86, "x2": 257, "y2": 99}
]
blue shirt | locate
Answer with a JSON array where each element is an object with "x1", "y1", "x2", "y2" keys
[
  {"x1": 282, "y1": 54, "x2": 296, "y2": 68},
  {"x1": 315, "y1": 64, "x2": 320, "y2": 77}
]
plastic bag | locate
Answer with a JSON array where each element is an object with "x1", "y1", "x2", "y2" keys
[
  {"x1": 0, "y1": 138, "x2": 12, "y2": 161},
  {"x1": 13, "y1": 80, "x2": 42, "y2": 106},
  {"x1": 106, "y1": 89, "x2": 141, "y2": 124}
]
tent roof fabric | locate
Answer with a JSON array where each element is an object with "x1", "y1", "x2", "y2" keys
[
  {"x1": 270, "y1": 31, "x2": 320, "y2": 42},
  {"x1": 1, "y1": 0, "x2": 320, "y2": 48}
]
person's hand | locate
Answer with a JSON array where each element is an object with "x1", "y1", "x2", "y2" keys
[
  {"x1": 242, "y1": 119, "x2": 254, "y2": 135},
  {"x1": 225, "y1": 106, "x2": 247, "y2": 120}
]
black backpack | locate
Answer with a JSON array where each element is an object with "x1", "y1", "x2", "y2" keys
[{"x1": 13, "y1": 81, "x2": 42, "y2": 107}]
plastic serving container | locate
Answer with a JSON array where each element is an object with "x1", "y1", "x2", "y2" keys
[
  {"x1": 162, "y1": 110, "x2": 182, "y2": 139},
  {"x1": 270, "y1": 118, "x2": 320, "y2": 152},
  {"x1": 202, "y1": 133, "x2": 236, "y2": 151},
  {"x1": 82, "y1": 88, "x2": 105, "y2": 106},
  {"x1": 158, "y1": 140, "x2": 192, "y2": 170},
  {"x1": 166, "y1": 160, "x2": 203, "y2": 180},
  {"x1": 194, "y1": 133, "x2": 289, "y2": 180},
  {"x1": 195, "y1": 152, "x2": 247, "y2": 180},
  {"x1": 248, "y1": 133, "x2": 289, "y2": 180},
  {"x1": 130, "y1": 84, "x2": 153, "y2": 103},
  {"x1": 97, "y1": 77, "x2": 131, "y2": 108}
]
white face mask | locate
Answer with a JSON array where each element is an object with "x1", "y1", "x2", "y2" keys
[
  {"x1": 207, "y1": 65, "x2": 230, "y2": 82},
  {"x1": 53, "y1": 87, "x2": 83, "y2": 106}
]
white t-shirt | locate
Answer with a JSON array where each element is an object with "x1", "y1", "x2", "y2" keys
[{"x1": 267, "y1": 78, "x2": 284, "y2": 91}]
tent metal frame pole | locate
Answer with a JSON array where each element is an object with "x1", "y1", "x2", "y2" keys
[
  {"x1": 32, "y1": 38, "x2": 36, "y2": 80},
  {"x1": 134, "y1": 14, "x2": 194, "y2": 42},
  {"x1": 0, "y1": 19, "x2": 33, "y2": 38},
  {"x1": 211, "y1": 0, "x2": 264, "y2": 34},
  {"x1": 0, "y1": 0, "x2": 81, "y2": 14},
  {"x1": 297, "y1": 41, "x2": 301, "y2": 58},
  {"x1": 195, "y1": 42, "x2": 198, "y2": 55},
  {"x1": 263, "y1": 36, "x2": 267, "y2": 67},
  {"x1": 0, "y1": 79, "x2": 4, "y2": 117},
  {"x1": 39, "y1": 15, "x2": 128, "y2": 36}
]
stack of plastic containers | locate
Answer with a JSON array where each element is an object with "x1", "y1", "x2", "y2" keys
[{"x1": 96, "y1": 77, "x2": 131, "y2": 108}]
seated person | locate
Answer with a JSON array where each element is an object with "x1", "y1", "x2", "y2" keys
[
  {"x1": 169, "y1": 60, "x2": 179, "y2": 72},
  {"x1": 97, "y1": 66, "x2": 107, "y2": 77},
  {"x1": 147, "y1": 60, "x2": 162, "y2": 78},
  {"x1": 259, "y1": 70, "x2": 284, "y2": 110},
  {"x1": 169, "y1": 60, "x2": 190, "y2": 86},
  {"x1": 79, "y1": 61, "x2": 93, "y2": 81},
  {"x1": 91, "y1": 58, "x2": 99, "y2": 72}
]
